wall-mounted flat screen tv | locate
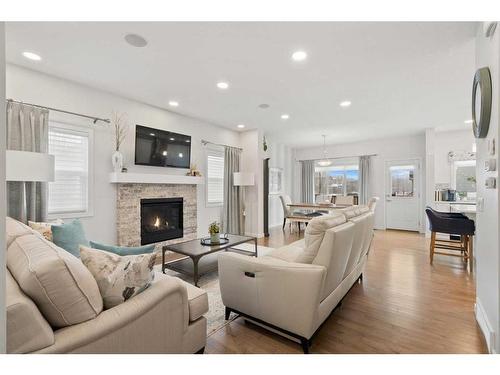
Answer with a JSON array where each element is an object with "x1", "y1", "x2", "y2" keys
[{"x1": 135, "y1": 125, "x2": 191, "y2": 169}]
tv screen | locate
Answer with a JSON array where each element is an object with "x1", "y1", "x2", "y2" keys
[{"x1": 135, "y1": 125, "x2": 191, "y2": 169}]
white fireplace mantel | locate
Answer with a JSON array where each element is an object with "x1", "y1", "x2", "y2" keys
[{"x1": 109, "y1": 172, "x2": 204, "y2": 185}]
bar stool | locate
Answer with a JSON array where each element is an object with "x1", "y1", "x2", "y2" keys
[{"x1": 425, "y1": 207, "x2": 475, "y2": 272}]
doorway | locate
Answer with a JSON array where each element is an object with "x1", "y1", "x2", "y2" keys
[{"x1": 385, "y1": 159, "x2": 421, "y2": 231}]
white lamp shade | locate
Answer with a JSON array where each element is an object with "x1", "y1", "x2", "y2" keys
[
  {"x1": 6, "y1": 150, "x2": 55, "y2": 182},
  {"x1": 233, "y1": 172, "x2": 255, "y2": 186}
]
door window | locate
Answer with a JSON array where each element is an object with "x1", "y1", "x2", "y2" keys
[{"x1": 390, "y1": 165, "x2": 415, "y2": 197}]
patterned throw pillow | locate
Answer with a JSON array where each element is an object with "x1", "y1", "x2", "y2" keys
[
  {"x1": 79, "y1": 246, "x2": 157, "y2": 309},
  {"x1": 28, "y1": 219, "x2": 64, "y2": 242}
]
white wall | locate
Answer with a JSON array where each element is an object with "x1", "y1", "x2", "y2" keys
[
  {"x1": 434, "y1": 129, "x2": 475, "y2": 186},
  {"x1": 266, "y1": 138, "x2": 294, "y2": 228},
  {"x1": 240, "y1": 129, "x2": 263, "y2": 237},
  {"x1": 474, "y1": 24, "x2": 500, "y2": 354},
  {"x1": 293, "y1": 134, "x2": 426, "y2": 231},
  {"x1": 6, "y1": 64, "x2": 241, "y2": 243},
  {"x1": 0, "y1": 22, "x2": 6, "y2": 354}
]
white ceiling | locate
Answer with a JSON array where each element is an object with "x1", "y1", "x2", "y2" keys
[{"x1": 5, "y1": 22, "x2": 477, "y2": 147}]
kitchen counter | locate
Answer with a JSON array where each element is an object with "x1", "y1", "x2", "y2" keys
[{"x1": 434, "y1": 201, "x2": 476, "y2": 216}]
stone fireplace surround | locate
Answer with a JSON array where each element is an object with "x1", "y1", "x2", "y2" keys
[{"x1": 116, "y1": 183, "x2": 197, "y2": 249}]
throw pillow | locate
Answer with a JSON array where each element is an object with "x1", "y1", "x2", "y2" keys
[
  {"x1": 51, "y1": 219, "x2": 89, "y2": 257},
  {"x1": 28, "y1": 219, "x2": 64, "y2": 242},
  {"x1": 6, "y1": 217, "x2": 37, "y2": 248},
  {"x1": 7, "y1": 234, "x2": 103, "y2": 328},
  {"x1": 89, "y1": 241, "x2": 156, "y2": 256},
  {"x1": 80, "y1": 246, "x2": 157, "y2": 309}
]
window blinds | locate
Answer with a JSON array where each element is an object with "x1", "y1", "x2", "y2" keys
[{"x1": 48, "y1": 125, "x2": 89, "y2": 215}]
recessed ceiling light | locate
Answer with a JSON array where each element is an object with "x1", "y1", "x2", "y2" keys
[
  {"x1": 340, "y1": 101, "x2": 352, "y2": 107},
  {"x1": 22, "y1": 51, "x2": 41, "y2": 61},
  {"x1": 217, "y1": 82, "x2": 229, "y2": 89},
  {"x1": 281, "y1": 114, "x2": 290, "y2": 120},
  {"x1": 464, "y1": 119, "x2": 474, "y2": 124},
  {"x1": 124, "y1": 34, "x2": 148, "y2": 48},
  {"x1": 237, "y1": 124, "x2": 245, "y2": 129},
  {"x1": 169, "y1": 101, "x2": 179, "y2": 107},
  {"x1": 258, "y1": 104, "x2": 270, "y2": 109},
  {"x1": 291, "y1": 50, "x2": 307, "y2": 62}
]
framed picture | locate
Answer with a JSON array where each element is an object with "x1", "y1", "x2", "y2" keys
[{"x1": 269, "y1": 167, "x2": 283, "y2": 195}]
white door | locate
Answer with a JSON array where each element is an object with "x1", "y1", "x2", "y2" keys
[{"x1": 385, "y1": 159, "x2": 421, "y2": 231}]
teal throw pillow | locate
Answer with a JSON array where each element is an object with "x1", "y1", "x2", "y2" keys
[
  {"x1": 51, "y1": 219, "x2": 89, "y2": 257},
  {"x1": 89, "y1": 241, "x2": 156, "y2": 256}
]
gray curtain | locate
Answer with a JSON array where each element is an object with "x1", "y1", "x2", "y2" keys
[
  {"x1": 301, "y1": 160, "x2": 315, "y2": 203},
  {"x1": 6, "y1": 101, "x2": 49, "y2": 223},
  {"x1": 222, "y1": 147, "x2": 243, "y2": 235},
  {"x1": 359, "y1": 155, "x2": 371, "y2": 205}
]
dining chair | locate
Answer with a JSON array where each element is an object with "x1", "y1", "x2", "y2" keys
[
  {"x1": 279, "y1": 194, "x2": 310, "y2": 232},
  {"x1": 368, "y1": 197, "x2": 379, "y2": 212},
  {"x1": 425, "y1": 207, "x2": 475, "y2": 272},
  {"x1": 335, "y1": 195, "x2": 355, "y2": 206}
]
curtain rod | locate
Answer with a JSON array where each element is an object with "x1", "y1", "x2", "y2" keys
[
  {"x1": 6, "y1": 99, "x2": 111, "y2": 124},
  {"x1": 296, "y1": 153, "x2": 378, "y2": 162},
  {"x1": 201, "y1": 139, "x2": 243, "y2": 151}
]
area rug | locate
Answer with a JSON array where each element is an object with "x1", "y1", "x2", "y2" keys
[{"x1": 156, "y1": 243, "x2": 274, "y2": 336}]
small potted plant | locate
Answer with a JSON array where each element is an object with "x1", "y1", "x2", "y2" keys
[{"x1": 208, "y1": 221, "x2": 221, "y2": 244}]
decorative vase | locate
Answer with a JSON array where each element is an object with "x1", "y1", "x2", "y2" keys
[
  {"x1": 112, "y1": 150, "x2": 123, "y2": 173},
  {"x1": 210, "y1": 233, "x2": 220, "y2": 244}
]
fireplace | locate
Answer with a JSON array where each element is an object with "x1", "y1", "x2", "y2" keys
[{"x1": 140, "y1": 197, "x2": 183, "y2": 245}]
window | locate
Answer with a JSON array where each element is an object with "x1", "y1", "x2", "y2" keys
[
  {"x1": 206, "y1": 147, "x2": 224, "y2": 206},
  {"x1": 389, "y1": 165, "x2": 415, "y2": 197},
  {"x1": 314, "y1": 160, "x2": 359, "y2": 202},
  {"x1": 48, "y1": 122, "x2": 93, "y2": 217}
]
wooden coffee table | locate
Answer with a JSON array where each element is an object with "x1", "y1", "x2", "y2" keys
[{"x1": 162, "y1": 234, "x2": 257, "y2": 287}]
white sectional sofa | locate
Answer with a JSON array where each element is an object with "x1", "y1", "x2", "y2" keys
[
  {"x1": 218, "y1": 202, "x2": 376, "y2": 353},
  {"x1": 5, "y1": 217, "x2": 209, "y2": 354}
]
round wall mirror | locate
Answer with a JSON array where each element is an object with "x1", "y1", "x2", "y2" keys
[{"x1": 472, "y1": 67, "x2": 492, "y2": 138}]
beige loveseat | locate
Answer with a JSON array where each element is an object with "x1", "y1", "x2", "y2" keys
[
  {"x1": 218, "y1": 201, "x2": 377, "y2": 353},
  {"x1": 6, "y1": 217, "x2": 208, "y2": 354}
]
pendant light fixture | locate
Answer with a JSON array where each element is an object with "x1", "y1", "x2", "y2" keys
[{"x1": 317, "y1": 135, "x2": 332, "y2": 167}]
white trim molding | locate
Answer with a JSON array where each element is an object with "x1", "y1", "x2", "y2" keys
[
  {"x1": 475, "y1": 298, "x2": 497, "y2": 353},
  {"x1": 110, "y1": 172, "x2": 204, "y2": 185}
]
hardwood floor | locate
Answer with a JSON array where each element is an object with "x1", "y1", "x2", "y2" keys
[{"x1": 206, "y1": 227, "x2": 488, "y2": 354}]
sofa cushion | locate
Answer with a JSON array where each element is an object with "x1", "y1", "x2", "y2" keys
[
  {"x1": 28, "y1": 219, "x2": 64, "y2": 242},
  {"x1": 296, "y1": 213, "x2": 346, "y2": 263},
  {"x1": 340, "y1": 205, "x2": 370, "y2": 219},
  {"x1": 339, "y1": 207, "x2": 357, "y2": 219},
  {"x1": 7, "y1": 234, "x2": 103, "y2": 328},
  {"x1": 80, "y1": 246, "x2": 157, "y2": 309},
  {"x1": 89, "y1": 240, "x2": 156, "y2": 256},
  {"x1": 357, "y1": 205, "x2": 370, "y2": 214},
  {"x1": 51, "y1": 219, "x2": 89, "y2": 257},
  {"x1": 6, "y1": 216, "x2": 36, "y2": 248},
  {"x1": 265, "y1": 243, "x2": 305, "y2": 263},
  {"x1": 183, "y1": 282, "x2": 209, "y2": 322},
  {"x1": 6, "y1": 269, "x2": 54, "y2": 353}
]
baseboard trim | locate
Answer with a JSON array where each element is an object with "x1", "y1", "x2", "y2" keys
[{"x1": 475, "y1": 298, "x2": 496, "y2": 353}]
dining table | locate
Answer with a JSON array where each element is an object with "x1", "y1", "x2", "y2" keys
[{"x1": 287, "y1": 202, "x2": 351, "y2": 212}]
